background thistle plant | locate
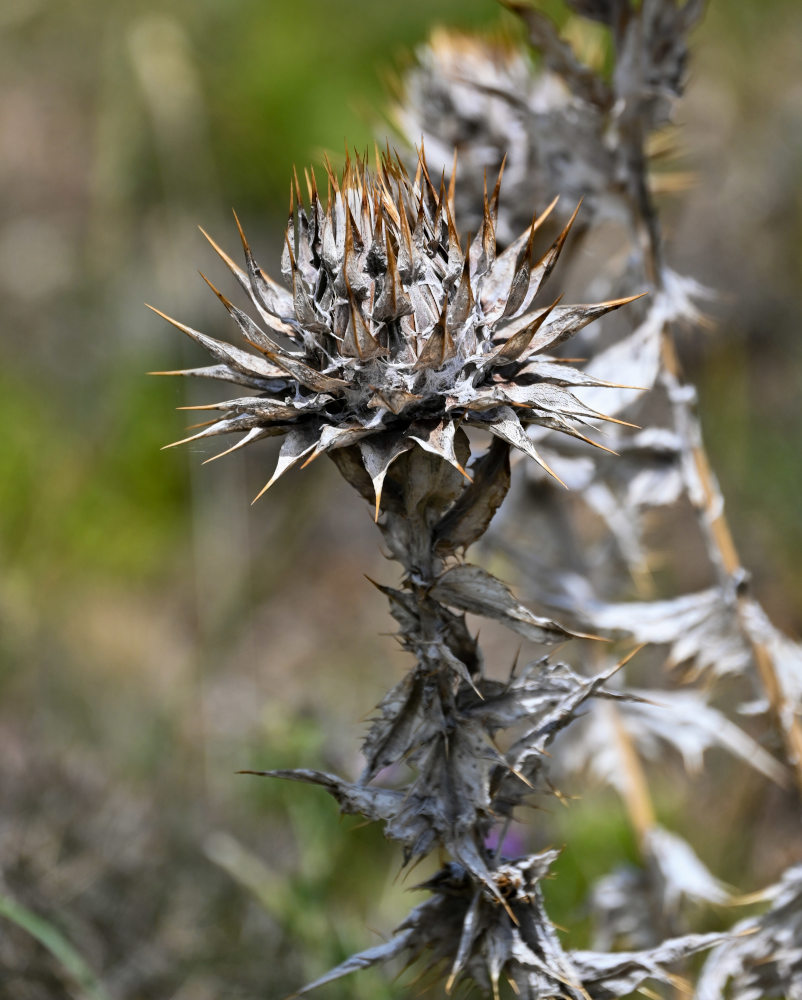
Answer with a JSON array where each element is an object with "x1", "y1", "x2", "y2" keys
[
  {"x1": 2, "y1": 1, "x2": 802, "y2": 997},
  {"x1": 390, "y1": 28, "x2": 615, "y2": 244}
]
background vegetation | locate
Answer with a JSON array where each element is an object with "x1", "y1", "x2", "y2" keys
[{"x1": 1, "y1": 1, "x2": 800, "y2": 996}]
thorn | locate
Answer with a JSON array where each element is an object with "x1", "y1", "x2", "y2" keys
[
  {"x1": 292, "y1": 163, "x2": 303, "y2": 209},
  {"x1": 489, "y1": 154, "x2": 506, "y2": 224},
  {"x1": 145, "y1": 303, "x2": 197, "y2": 339},
  {"x1": 613, "y1": 643, "x2": 647, "y2": 673},
  {"x1": 600, "y1": 290, "x2": 649, "y2": 308},
  {"x1": 202, "y1": 436, "x2": 252, "y2": 464},
  {"x1": 448, "y1": 148, "x2": 457, "y2": 212},
  {"x1": 199, "y1": 271, "x2": 233, "y2": 310},
  {"x1": 251, "y1": 477, "x2": 275, "y2": 504},
  {"x1": 198, "y1": 226, "x2": 245, "y2": 277},
  {"x1": 232, "y1": 208, "x2": 250, "y2": 254}
]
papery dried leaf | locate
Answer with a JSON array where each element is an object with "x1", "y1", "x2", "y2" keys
[
  {"x1": 252, "y1": 424, "x2": 320, "y2": 501},
  {"x1": 645, "y1": 826, "x2": 732, "y2": 912},
  {"x1": 572, "y1": 932, "x2": 729, "y2": 1000},
  {"x1": 575, "y1": 309, "x2": 663, "y2": 418},
  {"x1": 484, "y1": 407, "x2": 566, "y2": 483},
  {"x1": 287, "y1": 832, "x2": 725, "y2": 999},
  {"x1": 561, "y1": 685, "x2": 786, "y2": 787},
  {"x1": 501, "y1": 658, "x2": 624, "y2": 789},
  {"x1": 433, "y1": 437, "x2": 511, "y2": 555},
  {"x1": 581, "y1": 480, "x2": 648, "y2": 572},
  {"x1": 241, "y1": 768, "x2": 402, "y2": 822},
  {"x1": 463, "y1": 659, "x2": 615, "y2": 735},
  {"x1": 590, "y1": 866, "x2": 656, "y2": 951},
  {"x1": 384, "y1": 724, "x2": 500, "y2": 873},
  {"x1": 408, "y1": 419, "x2": 469, "y2": 480},
  {"x1": 498, "y1": 296, "x2": 642, "y2": 360},
  {"x1": 392, "y1": 434, "x2": 472, "y2": 536},
  {"x1": 359, "y1": 435, "x2": 414, "y2": 520},
  {"x1": 695, "y1": 863, "x2": 802, "y2": 1000},
  {"x1": 149, "y1": 362, "x2": 283, "y2": 390},
  {"x1": 327, "y1": 443, "x2": 377, "y2": 506},
  {"x1": 292, "y1": 851, "x2": 578, "y2": 997},
  {"x1": 360, "y1": 670, "x2": 426, "y2": 780},
  {"x1": 294, "y1": 929, "x2": 415, "y2": 996},
  {"x1": 431, "y1": 564, "x2": 580, "y2": 644},
  {"x1": 147, "y1": 306, "x2": 287, "y2": 382},
  {"x1": 563, "y1": 587, "x2": 752, "y2": 678}
]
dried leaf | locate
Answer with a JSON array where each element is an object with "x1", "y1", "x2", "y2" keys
[
  {"x1": 572, "y1": 932, "x2": 728, "y2": 1000},
  {"x1": 645, "y1": 826, "x2": 733, "y2": 911},
  {"x1": 564, "y1": 587, "x2": 752, "y2": 679},
  {"x1": 240, "y1": 768, "x2": 401, "y2": 822},
  {"x1": 433, "y1": 437, "x2": 511, "y2": 555},
  {"x1": 360, "y1": 671, "x2": 429, "y2": 781},
  {"x1": 695, "y1": 863, "x2": 802, "y2": 1000},
  {"x1": 431, "y1": 564, "x2": 580, "y2": 645},
  {"x1": 562, "y1": 685, "x2": 787, "y2": 787}
]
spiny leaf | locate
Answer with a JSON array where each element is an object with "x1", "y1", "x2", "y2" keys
[{"x1": 431, "y1": 564, "x2": 584, "y2": 645}]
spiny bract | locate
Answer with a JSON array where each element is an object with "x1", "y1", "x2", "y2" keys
[{"x1": 151, "y1": 148, "x2": 637, "y2": 514}]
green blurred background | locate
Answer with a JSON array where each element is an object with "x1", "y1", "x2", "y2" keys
[{"x1": 1, "y1": 1, "x2": 800, "y2": 997}]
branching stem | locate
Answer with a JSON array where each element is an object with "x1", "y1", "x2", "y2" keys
[{"x1": 625, "y1": 100, "x2": 802, "y2": 790}]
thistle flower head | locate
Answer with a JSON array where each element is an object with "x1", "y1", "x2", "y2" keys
[{"x1": 152, "y1": 148, "x2": 636, "y2": 515}]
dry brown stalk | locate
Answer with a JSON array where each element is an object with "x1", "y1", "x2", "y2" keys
[{"x1": 659, "y1": 331, "x2": 802, "y2": 788}]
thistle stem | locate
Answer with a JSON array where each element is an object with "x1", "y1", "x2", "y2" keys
[
  {"x1": 603, "y1": 701, "x2": 656, "y2": 845},
  {"x1": 659, "y1": 332, "x2": 802, "y2": 784},
  {"x1": 626, "y1": 114, "x2": 802, "y2": 792}
]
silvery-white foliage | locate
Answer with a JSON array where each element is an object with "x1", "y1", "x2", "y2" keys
[
  {"x1": 575, "y1": 271, "x2": 713, "y2": 417},
  {"x1": 644, "y1": 826, "x2": 732, "y2": 912},
  {"x1": 590, "y1": 832, "x2": 732, "y2": 952},
  {"x1": 521, "y1": 424, "x2": 684, "y2": 574},
  {"x1": 695, "y1": 863, "x2": 802, "y2": 1000},
  {"x1": 551, "y1": 584, "x2": 802, "y2": 754},
  {"x1": 394, "y1": 30, "x2": 614, "y2": 245},
  {"x1": 515, "y1": 280, "x2": 709, "y2": 577},
  {"x1": 572, "y1": 931, "x2": 727, "y2": 1000},
  {"x1": 514, "y1": 0, "x2": 705, "y2": 130},
  {"x1": 430, "y1": 563, "x2": 588, "y2": 645},
  {"x1": 590, "y1": 866, "x2": 656, "y2": 950},
  {"x1": 559, "y1": 684, "x2": 785, "y2": 787},
  {"x1": 396, "y1": 1, "x2": 718, "y2": 255},
  {"x1": 559, "y1": 586, "x2": 752, "y2": 678},
  {"x1": 573, "y1": 305, "x2": 665, "y2": 419},
  {"x1": 611, "y1": 0, "x2": 707, "y2": 128}
]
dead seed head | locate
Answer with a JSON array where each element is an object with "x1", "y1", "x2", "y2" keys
[{"x1": 153, "y1": 147, "x2": 637, "y2": 509}]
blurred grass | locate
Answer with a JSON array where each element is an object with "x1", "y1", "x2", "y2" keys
[
  {"x1": 0, "y1": 892, "x2": 111, "y2": 1000},
  {"x1": 0, "y1": 0, "x2": 801, "y2": 996}
]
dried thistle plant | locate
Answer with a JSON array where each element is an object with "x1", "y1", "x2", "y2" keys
[
  {"x1": 150, "y1": 147, "x2": 733, "y2": 996},
  {"x1": 389, "y1": 1, "x2": 802, "y2": 995}
]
